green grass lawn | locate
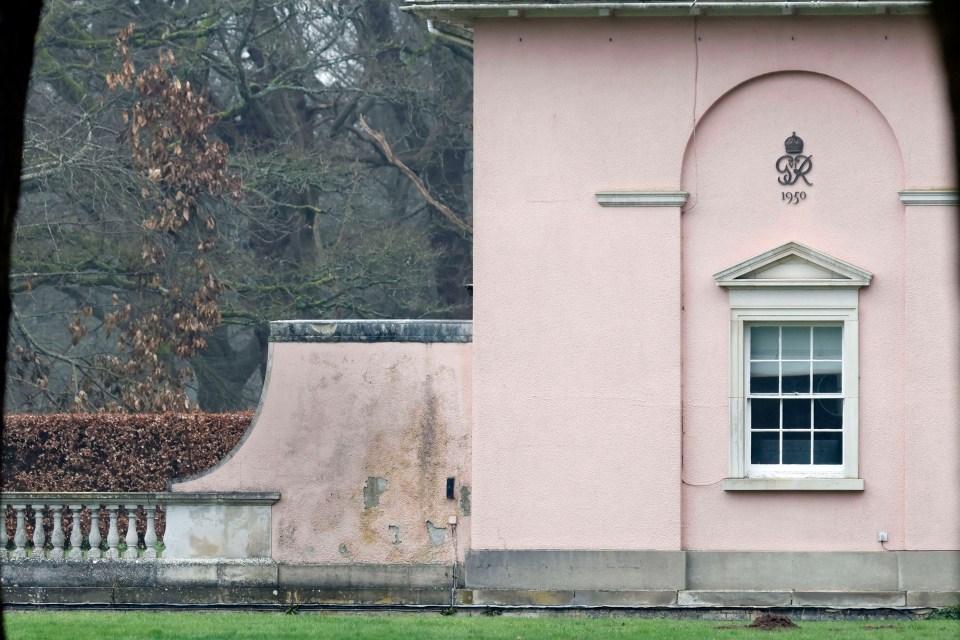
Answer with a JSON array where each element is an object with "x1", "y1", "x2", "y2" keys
[{"x1": 3, "y1": 611, "x2": 957, "y2": 640}]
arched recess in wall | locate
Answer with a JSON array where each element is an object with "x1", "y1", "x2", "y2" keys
[
  {"x1": 677, "y1": 70, "x2": 907, "y2": 491},
  {"x1": 680, "y1": 70, "x2": 905, "y2": 211},
  {"x1": 679, "y1": 69, "x2": 905, "y2": 286}
]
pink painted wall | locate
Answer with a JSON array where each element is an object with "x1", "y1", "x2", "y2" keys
[
  {"x1": 473, "y1": 16, "x2": 958, "y2": 552},
  {"x1": 904, "y1": 206, "x2": 960, "y2": 550},
  {"x1": 472, "y1": 18, "x2": 690, "y2": 551},
  {"x1": 173, "y1": 340, "x2": 472, "y2": 564},
  {"x1": 681, "y1": 71, "x2": 907, "y2": 551}
]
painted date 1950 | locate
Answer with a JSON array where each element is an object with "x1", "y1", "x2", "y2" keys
[{"x1": 782, "y1": 191, "x2": 806, "y2": 204}]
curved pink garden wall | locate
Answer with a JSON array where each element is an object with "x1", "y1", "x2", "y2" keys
[{"x1": 172, "y1": 321, "x2": 473, "y2": 564}]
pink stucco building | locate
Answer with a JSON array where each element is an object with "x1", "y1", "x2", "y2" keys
[{"x1": 171, "y1": 0, "x2": 959, "y2": 609}]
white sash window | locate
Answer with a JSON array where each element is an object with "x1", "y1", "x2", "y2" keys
[{"x1": 715, "y1": 243, "x2": 870, "y2": 491}]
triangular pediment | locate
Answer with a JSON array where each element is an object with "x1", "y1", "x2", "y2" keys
[{"x1": 714, "y1": 242, "x2": 872, "y2": 289}]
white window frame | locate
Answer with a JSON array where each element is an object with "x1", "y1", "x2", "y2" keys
[{"x1": 714, "y1": 243, "x2": 870, "y2": 491}]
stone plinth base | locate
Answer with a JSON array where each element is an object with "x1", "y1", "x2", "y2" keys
[{"x1": 2, "y1": 552, "x2": 957, "y2": 610}]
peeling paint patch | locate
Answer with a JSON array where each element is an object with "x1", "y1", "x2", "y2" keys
[
  {"x1": 460, "y1": 485, "x2": 472, "y2": 516},
  {"x1": 426, "y1": 521, "x2": 446, "y2": 546},
  {"x1": 388, "y1": 525, "x2": 401, "y2": 544},
  {"x1": 363, "y1": 476, "x2": 388, "y2": 509},
  {"x1": 338, "y1": 543, "x2": 351, "y2": 558}
]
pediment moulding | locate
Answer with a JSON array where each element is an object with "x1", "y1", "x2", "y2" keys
[{"x1": 714, "y1": 242, "x2": 872, "y2": 289}]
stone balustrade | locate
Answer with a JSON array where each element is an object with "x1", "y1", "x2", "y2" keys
[{"x1": 0, "y1": 492, "x2": 279, "y2": 561}]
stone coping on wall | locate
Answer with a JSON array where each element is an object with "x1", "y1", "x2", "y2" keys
[{"x1": 269, "y1": 319, "x2": 472, "y2": 343}]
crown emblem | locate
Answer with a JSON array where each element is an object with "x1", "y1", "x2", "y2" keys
[{"x1": 784, "y1": 132, "x2": 804, "y2": 154}]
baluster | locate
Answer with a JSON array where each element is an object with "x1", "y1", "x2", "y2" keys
[
  {"x1": 1, "y1": 505, "x2": 8, "y2": 560},
  {"x1": 123, "y1": 504, "x2": 139, "y2": 559},
  {"x1": 49, "y1": 505, "x2": 65, "y2": 560},
  {"x1": 31, "y1": 505, "x2": 45, "y2": 559},
  {"x1": 106, "y1": 505, "x2": 120, "y2": 559},
  {"x1": 68, "y1": 504, "x2": 83, "y2": 560},
  {"x1": 87, "y1": 506, "x2": 102, "y2": 559},
  {"x1": 12, "y1": 505, "x2": 27, "y2": 559},
  {"x1": 143, "y1": 505, "x2": 158, "y2": 559}
]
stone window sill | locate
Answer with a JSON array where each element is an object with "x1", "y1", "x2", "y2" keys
[{"x1": 723, "y1": 478, "x2": 864, "y2": 491}]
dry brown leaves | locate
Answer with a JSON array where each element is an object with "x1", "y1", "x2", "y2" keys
[{"x1": 2, "y1": 412, "x2": 252, "y2": 492}]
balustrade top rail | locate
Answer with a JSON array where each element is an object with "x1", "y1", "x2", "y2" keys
[{"x1": 1, "y1": 492, "x2": 280, "y2": 505}]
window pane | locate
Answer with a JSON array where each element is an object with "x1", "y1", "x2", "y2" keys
[
  {"x1": 745, "y1": 323, "x2": 848, "y2": 470},
  {"x1": 781, "y1": 361, "x2": 810, "y2": 394},
  {"x1": 783, "y1": 432, "x2": 812, "y2": 464},
  {"x1": 750, "y1": 362, "x2": 779, "y2": 393},
  {"x1": 751, "y1": 326, "x2": 779, "y2": 360},
  {"x1": 782, "y1": 399, "x2": 811, "y2": 429},
  {"x1": 814, "y1": 398, "x2": 843, "y2": 429},
  {"x1": 782, "y1": 326, "x2": 810, "y2": 359},
  {"x1": 751, "y1": 399, "x2": 780, "y2": 429},
  {"x1": 813, "y1": 326, "x2": 842, "y2": 359},
  {"x1": 813, "y1": 361, "x2": 842, "y2": 393},
  {"x1": 813, "y1": 431, "x2": 843, "y2": 465},
  {"x1": 751, "y1": 431, "x2": 780, "y2": 464}
]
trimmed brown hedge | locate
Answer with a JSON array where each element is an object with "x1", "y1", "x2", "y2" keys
[{"x1": 2, "y1": 412, "x2": 252, "y2": 492}]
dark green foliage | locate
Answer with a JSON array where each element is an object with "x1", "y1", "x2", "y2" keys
[{"x1": 927, "y1": 605, "x2": 960, "y2": 620}]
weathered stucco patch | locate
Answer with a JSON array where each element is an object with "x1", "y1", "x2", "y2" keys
[
  {"x1": 426, "y1": 521, "x2": 446, "y2": 546},
  {"x1": 363, "y1": 477, "x2": 388, "y2": 509},
  {"x1": 460, "y1": 485, "x2": 471, "y2": 517}
]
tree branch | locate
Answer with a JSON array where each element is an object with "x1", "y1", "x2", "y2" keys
[{"x1": 357, "y1": 115, "x2": 471, "y2": 235}]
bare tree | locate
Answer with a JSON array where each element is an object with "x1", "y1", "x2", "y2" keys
[{"x1": 8, "y1": 0, "x2": 473, "y2": 412}]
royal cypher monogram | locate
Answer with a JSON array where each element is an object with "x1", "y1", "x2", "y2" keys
[{"x1": 776, "y1": 132, "x2": 813, "y2": 186}]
